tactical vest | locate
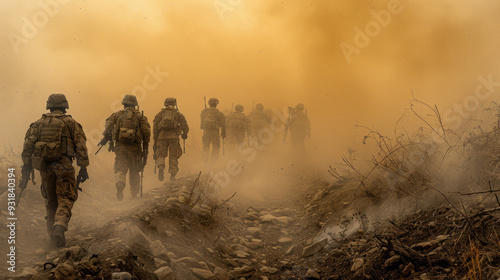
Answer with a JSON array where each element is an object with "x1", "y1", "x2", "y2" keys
[
  {"x1": 227, "y1": 113, "x2": 246, "y2": 130},
  {"x1": 203, "y1": 108, "x2": 220, "y2": 130},
  {"x1": 114, "y1": 109, "x2": 143, "y2": 144},
  {"x1": 32, "y1": 114, "x2": 74, "y2": 169},
  {"x1": 157, "y1": 108, "x2": 179, "y2": 130}
]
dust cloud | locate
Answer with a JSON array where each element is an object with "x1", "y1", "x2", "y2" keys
[{"x1": 1, "y1": 0, "x2": 500, "y2": 202}]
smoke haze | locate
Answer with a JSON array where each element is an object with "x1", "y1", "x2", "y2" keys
[{"x1": 2, "y1": 0, "x2": 500, "y2": 167}]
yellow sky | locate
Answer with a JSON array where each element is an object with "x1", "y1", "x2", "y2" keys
[{"x1": 1, "y1": 0, "x2": 500, "y2": 161}]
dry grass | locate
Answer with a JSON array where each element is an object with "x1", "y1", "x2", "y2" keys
[{"x1": 465, "y1": 238, "x2": 483, "y2": 280}]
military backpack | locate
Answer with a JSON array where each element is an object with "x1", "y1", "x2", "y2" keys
[
  {"x1": 203, "y1": 108, "x2": 220, "y2": 130},
  {"x1": 116, "y1": 109, "x2": 142, "y2": 144},
  {"x1": 291, "y1": 111, "x2": 308, "y2": 131},
  {"x1": 158, "y1": 109, "x2": 179, "y2": 130},
  {"x1": 32, "y1": 115, "x2": 73, "y2": 170},
  {"x1": 227, "y1": 113, "x2": 246, "y2": 130},
  {"x1": 250, "y1": 112, "x2": 267, "y2": 128}
]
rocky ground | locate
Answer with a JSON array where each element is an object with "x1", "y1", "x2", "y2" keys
[{"x1": 2, "y1": 165, "x2": 500, "y2": 279}]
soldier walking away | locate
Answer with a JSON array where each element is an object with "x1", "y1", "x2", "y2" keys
[
  {"x1": 20, "y1": 94, "x2": 89, "y2": 247},
  {"x1": 226, "y1": 104, "x2": 251, "y2": 151},
  {"x1": 100, "y1": 95, "x2": 151, "y2": 201},
  {"x1": 153, "y1": 97, "x2": 189, "y2": 182},
  {"x1": 284, "y1": 103, "x2": 311, "y2": 153},
  {"x1": 248, "y1": 103, "x2": 271, "y2": 141},
  {"x1": 200, "y1": 98, "x2": 226, "y2": 162}
]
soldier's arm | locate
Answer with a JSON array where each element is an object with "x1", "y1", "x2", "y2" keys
[
  {"x1": 219, "y1": 112, "x2": 227, "y2": 135},
  {"x1": 141, "y1": 115, "x2": 151, "y2": 147},
  {"x1": 180, "y1": 114, "x2": 190, "y2": 135},
  {"x1": 153, "y1": 112, "x2": 161, "y2": 141},
  {"x1": 21, "y1": 122, "x2": 39, "y2": 166},
  {"x1": 71, "y1": 120, "x2": 90, "y2": 167},
  {"x1": 102, "y1": 113, "x2": 116, "y2": 140}
]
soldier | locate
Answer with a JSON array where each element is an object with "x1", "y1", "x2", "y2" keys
[
  {"x1": 153, "y1": 98, "x2": 189, "y2": 181},
  {"x1": 226, "y1": 104, "x2": 251, "y2": 150},
  {"x1": 248, "y1": 103, "x2": 271, "y2": 141},
  {"x1": 284, "y1": 103, "x2": 311, "y2": 152},
  {"x1": 200, "y1": 98, "x2": 226, "y2": 162},
  {"x1": 21, "y1": 94, "x2": 89, "y2": 247},
  {"x1": 99, "y1": 95, "x2": 151, "y2": 201}
]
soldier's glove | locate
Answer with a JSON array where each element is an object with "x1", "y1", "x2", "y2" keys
[
  {"x1": 79, "y1": 167, "x2": 89, "y2": 183},
  {"x1": 181, "y1": 133, "x2": 188, "y2": 140},
  {"x1": 221, "y1": 131, "x2": 226, "y2": 139}
]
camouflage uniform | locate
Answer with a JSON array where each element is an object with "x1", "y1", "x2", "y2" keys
[
  {"x1": 153, "y1": 98, "x2": 189, "y2": 181},
  {"x1": 226, "y1": 104, "x2": 251, "y2": 150},
  {"x1": 103, "y1": 97, "x2": 150, "y2": 198},
  {"x1": 21, "y1": 99, "x2": 89, "y2": 237},
  {"x1": 248, "y1": 103, "x2": 271, "y2": 140},
  {"x1": 285, "y1": 104, "x2": 311, "y2": 152},
  {"x1": 200, "y1": 98, "x2": 226, "y2": 162}
]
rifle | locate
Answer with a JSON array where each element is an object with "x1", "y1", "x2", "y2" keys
[
  {"x1": 95, "y1": 144, "x2": 104, "y2": 155},
  {"x1": 16, "y1": 167, "x2": 35, "y2": 207},
  {"x1": 183, "y1": 138, "x2": 186, "y2": 154},
  {"x1": 204, "y1": 96, "x2": 207, "y2": 109},
  {"x1": 282, "y1": 107, "x2": 293, "y2": 150},
  {"x1": 140, "y1": 164, "x2": 144, "y2": 197},
  {"x1": 222, "y1": 137, "x2": 225, "y2": 156},
  {"x1": 140, "y1": 110, "x2": 145, "y2": 197},
  {"x1": 95, "y1": 137, "x2": 109, "y2": 155}
]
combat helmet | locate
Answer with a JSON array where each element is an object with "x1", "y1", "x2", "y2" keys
[
  {"x1": 295, "y1": 103, "x2": 305, "y2": 111},
  {"x1": 255, "y1": 103, "x2": 264, "y2": 111},
  {"x1": 208, "y1": 98, "x2": 219, "y2": 107},
  {"x1": 46, "y1": 94, "x2": 69, "y2": 110},
  {"x1": 235, "y1": 104, "x2": 244, "y2": 112},
  {"x1": 122, "y1": 95, "x2": 138, "y2": 106},
  {"x1": 164, "y1": 97, "x2": 177, "y2": 106}
]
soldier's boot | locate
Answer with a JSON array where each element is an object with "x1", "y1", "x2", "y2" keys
[
  {"x1": 131, "y1": 193, "x2": 137, "y2": 199},
  {"x1": 170, "y1": 173, "x2": 176, "y2": 181},
  {"x1": 158, "y1": 166, "x2": 165, "y2": 181},
  {"x1": 116, "y1": 182, "x2": 125, "y2": 201},
  {"x1": 46, "y1": 216, "x2": 55, "y2": 240},
  {"x1": 53, "y1": 225, "x2": 66, "y2": 247}
]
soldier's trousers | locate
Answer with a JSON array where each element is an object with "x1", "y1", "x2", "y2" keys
[
  {"x1": 202, "y1": 129, "x2": 221, "y2": 162},
  {"x1": 114, "y1": 143, "x2": 143, "y2": 196},
  {"x1": 155, "y1": 138, "x2": 182, "y2": 175},
  {"x1": 40, "y1": 157, "x2": 78, "y2": 235},
  {"x1": 226, "y1": 130, "x2": 245, "y2": 151},
  {"x1": 291, "y1": 132, "x2": 306, "y2": 155}
]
